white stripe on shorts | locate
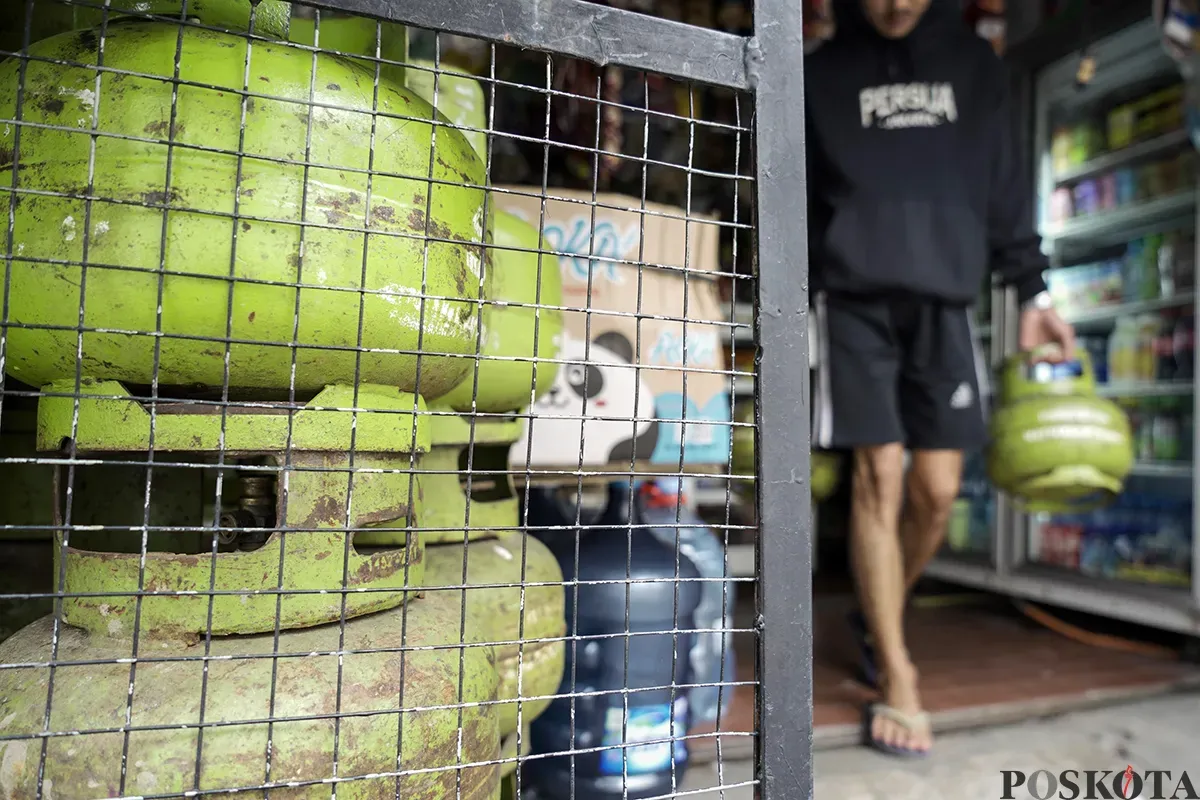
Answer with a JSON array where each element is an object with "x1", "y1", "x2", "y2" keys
[
  {"x1": 966, "y1": 310, "x2": 990, "y2": 424},
  {"x1": 813, "y1": 292, "x2": 834, "y2": 448}
]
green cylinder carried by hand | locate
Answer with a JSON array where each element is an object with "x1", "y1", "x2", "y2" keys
[{"x1": 987, "y1": 349, "x2": 1133, "y2": 513}]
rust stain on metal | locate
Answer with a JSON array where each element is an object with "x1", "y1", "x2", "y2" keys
[
  {"x1": 355, "y1": 502, "x2": 410, "y2": 527},
  {"x1": 301, "y1": 494, "x2": 341, "y2": 529}
]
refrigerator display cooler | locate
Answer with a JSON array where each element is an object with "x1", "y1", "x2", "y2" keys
[{"x1": 931, "y1": 15, "x2": 1200, "y2": 636}]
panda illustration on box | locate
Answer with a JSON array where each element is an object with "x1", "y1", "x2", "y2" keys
[{"x1": 513, "y1": 330, "x2": 659, "y2": 466}]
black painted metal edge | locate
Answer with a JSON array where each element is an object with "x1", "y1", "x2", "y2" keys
[
  {"x1": 751, "y1": 1, "x2": 814, "y2": 798},
  {"x1": 306, "y1": 0, "x2": 751, "y2": 90}
]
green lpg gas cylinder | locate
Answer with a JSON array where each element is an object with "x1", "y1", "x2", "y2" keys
[
  {"x1": 358, "y1": 412, "x2": 523, "y2": 547},
  {"x1": 74, "y1": 0, "x2": 293, "y2": 38},
  {"x1": 423, "y1": 531, "x2": 566, "y2": 735},
  {"x1": 498, "y1": 725, "x2": 531, "y2": 778},
  {"x1": 1, "y1": 21, "x2": 487, "y2": 397},
  {"x1": 988, "y1": 348, "x2": 1133, "y2": 512},
  {"x1": 731, "y1": 400, "x2": 754, "y2": 478},
  {"x1": 438, "y1": 209, "x2": 564, "y2": 413},
  {"x1": 406, "y1": 58, "x2": 487, "y2": 161},
  {"x1": 811, "y1": 450, "x2": 843, "y2": 504},
  {"x1": 0, "y1": 587, "x2": 502, "y2": 799},
  {"x1": 406, "y1": 63, "x2": 564, "y2": 413},
  {"x1": 32, "y1": 382, "x2": 431, "y2": 637},
  {"x1": 730, "y1": 400, "x2": 842, "y2": 502}
]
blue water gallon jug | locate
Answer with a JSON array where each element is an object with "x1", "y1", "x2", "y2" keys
[{"x1": 525, "y1": 483, "x2": 703, "y2": 799}]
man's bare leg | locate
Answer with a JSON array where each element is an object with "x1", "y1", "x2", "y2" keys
[
  {"x1": 900, "y1": 449, "x2": 964, "y2": 592},
  {"x1": 848, "y1": 443, "x2": 931, "y2": 753}
]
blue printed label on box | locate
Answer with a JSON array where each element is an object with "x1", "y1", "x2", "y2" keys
[
  {"x1": 651, "y1": 392, "x2": 732, "y2": 465},
  {"x1": 598, "y1": 698, "x2": 689, "y2": 776}
]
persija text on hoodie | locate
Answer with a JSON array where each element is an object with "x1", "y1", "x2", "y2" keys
[{"x1": 805, "y1": 0, "x2": 1049, "y2": 305}]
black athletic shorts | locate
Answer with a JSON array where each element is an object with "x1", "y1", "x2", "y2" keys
[{"x1": 811, "y1": 291, "x2": 989, "y2": 451}]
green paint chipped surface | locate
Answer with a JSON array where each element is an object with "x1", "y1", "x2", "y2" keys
[
  {"x1": 0, "y1": 589, "x2": 502, "y2": 799},
  {"x1": 436, "y1": 209, "x2": 564, "y2": 414},
  {"x1": 360, "y1": 413, "x2": 522, "y2": 547},
  {"x1": 73, "y1": 0, "x2": 294, "y2": 39},
  {"x1": 424, "y1": 532, "x2": 566, "y2": 734},
  {"x1": 1, "y1": 21, "x2": 485, "y2": 396},
  {"x1": 37, "y1": 382, "x2": 432, "y2": 454}
]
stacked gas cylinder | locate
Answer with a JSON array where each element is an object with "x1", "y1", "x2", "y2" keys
[
  {"x1": 0, "y1": 3, "x2": 565, "y2": 798},
  {"x1": 732, "y1": 401, "x2": 842, "y2": 503}
]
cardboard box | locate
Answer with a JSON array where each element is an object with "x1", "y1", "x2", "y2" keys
[{"x1": 495, "y1": 188, "x2": 731, "y2": 468}]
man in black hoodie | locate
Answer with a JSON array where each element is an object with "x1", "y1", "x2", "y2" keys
[{"x1": 806, "y1": 0, "x2": 1075, "y2": 756}]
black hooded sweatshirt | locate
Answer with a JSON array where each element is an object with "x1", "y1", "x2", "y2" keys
[{"x1": 805, "y1": 0, "x2": 1049, "y2": 305}]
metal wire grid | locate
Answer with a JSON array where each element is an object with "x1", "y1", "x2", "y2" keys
[{"x1": 0, "y1": 0, "x2": 811, "y2": 798}]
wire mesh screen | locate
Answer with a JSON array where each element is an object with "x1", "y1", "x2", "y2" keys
[{"x1": 0, "y1": 0, "x2": 798, "y2": 798}]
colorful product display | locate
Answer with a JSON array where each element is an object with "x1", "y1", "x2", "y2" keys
[
  {"x1": 1107, "y1": 84, "x2": 1187, "y2": 151},
  {"x1": 1051, "y1": 83, "x2": 1185, "y2": 176},
  {"x1": 1047, "y1": 81, "x2": 1193, "y2": 227},
  {"x1": 1033, "y1": 491, "x2": 1193, "y2": 587},
  {"x1": 1126, "y1": 397, "x2": 1194, "y2": 464},
  {"x1": 1048, "y1": 150, "x2": 1196, "y2": 223},
  {"x1": 1044, "y1": 230, "x2": 1195, "y2": 313},
  {"x1": 947, "y1": 452, "x2": 995, "y2": 556},
  {"x1": 1067, "y1": 308, "x2": 1196, "y2": 391}
]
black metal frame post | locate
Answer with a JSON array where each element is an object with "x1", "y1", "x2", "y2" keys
[{"x1": 747, "y1": 3, "x2": 814, "y2": 799}]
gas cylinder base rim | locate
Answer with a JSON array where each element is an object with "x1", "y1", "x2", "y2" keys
[
  {"x1": 427, "y1": 406, "x2": 525, "y2": 447},
  {"x1": 420, "y1": 529, "x2": 504, "y2": 545},
  {"x1": 35, "y1": 381, "x2": 433, "y2": 455},
  {"x1": 1008, "y1": 465, "x2": 1125, "y2": 514},
  {"x1": 56, "y1": 530, "x2": 426, "y2": 638},
  {"x1": 358, "y1": 528, "x2": 507, "y2": 548}
]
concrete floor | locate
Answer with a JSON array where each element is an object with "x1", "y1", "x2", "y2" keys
[{"x1": 679, "y1": 691, "x2": 1200, "y2": 799}]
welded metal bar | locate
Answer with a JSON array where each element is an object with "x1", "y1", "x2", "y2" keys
[
  {"x1": 750, "y1": 1, "x2": 814, "y2": 798},
  {"x1": 299, "y1": 0, "x2": 752, "y2": 90}
]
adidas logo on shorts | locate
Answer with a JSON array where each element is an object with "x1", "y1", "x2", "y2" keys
[{"x1": 949, "y1": 382, "x2": 974, "y2": 410}]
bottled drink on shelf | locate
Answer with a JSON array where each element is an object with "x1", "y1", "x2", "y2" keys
[
  {"x1": 1141, "y1": 234, "x2": 1164, "y2": 301},
  {"x1": 1136, "y1": 314, "x2": 1161, "y2": 381},
  {"x1": 1173, "y1": 311, "x2": 1195, "y2": 381},
  {"x1": 1038, "y1": 491, "x2": 1193, "y2": 587},
  {"x1": 1107, "y1": 317, "x2": 1137, "y2": 383},
  {"x1": 1155, "y1": 311, "x2": 1178, "y2": 381}
]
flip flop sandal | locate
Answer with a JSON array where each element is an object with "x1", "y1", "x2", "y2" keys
[
  {"x1": 864, "y1": 703, "x2": 932, "y2": 759},
  {"x1": 847, "y1": 609, "x2": 879, "y2": 688}
]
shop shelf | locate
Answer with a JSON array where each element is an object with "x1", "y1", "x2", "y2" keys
[
  {"x1": 1053, "y1": 129, "x2": 1191, "y2": 185},
  {"x1": 1095, "y1": 379, "x2": 1194, "y2": 398},
  {"x1": 1062, "y1": 292, "x2": 1196, "y2": 326},
  {"x1": 1128, "y1": 461, "x2": 1194, "y2": 479},
  {"x1": 1042, "y1": 191, "x2": 1197, "y2": 249},
  {"x1": 924, "y1": 556, "x2": 1200, "y2": 635}
]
